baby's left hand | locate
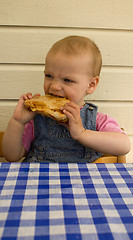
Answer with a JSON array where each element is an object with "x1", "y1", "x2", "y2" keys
[{"x1": 61, "y1": 102, "x2": 85, "y2": 140}]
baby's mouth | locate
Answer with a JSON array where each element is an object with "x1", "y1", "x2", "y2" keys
[{"x1": 49, "y1": 93, "x2": 66, "y2": 98}]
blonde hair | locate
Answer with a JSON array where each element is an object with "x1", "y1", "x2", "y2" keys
[{"x1": 47, "y1": 35, "x2": 102, "y2": 76}]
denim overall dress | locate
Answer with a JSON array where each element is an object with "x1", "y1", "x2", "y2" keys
[{"x1": 24, "y1": 103, "x2": 102, "y2": 163}]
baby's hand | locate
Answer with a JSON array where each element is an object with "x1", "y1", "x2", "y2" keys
[
  {"x1": 13, "y1": 93, "x2": 40, "y2": 125},
  {"x1": 61, "y1": 102, "x2": 85, "y2": 140}
]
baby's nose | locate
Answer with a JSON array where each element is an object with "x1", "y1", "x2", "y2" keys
[{"x1": 51, "y1": 79, "x2": 62, "y2": 91}]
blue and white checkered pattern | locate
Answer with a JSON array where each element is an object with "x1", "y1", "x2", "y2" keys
[{"x1": 0, "y1": 163, "x2": 133, "y2": 240}]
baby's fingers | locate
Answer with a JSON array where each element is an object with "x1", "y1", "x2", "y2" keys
[
  {"x1": 32, "y1": 93, "x2": 40, "y2": 98},
  {"x1": 63, "y1": 102, "x2": 80, "y2": 117},
  {"x1": 21, "y1": 92, "x2": 33, "y2": 101},
  {"x1": 21, "y1": 92, "x2": 40, "y2": 102}
]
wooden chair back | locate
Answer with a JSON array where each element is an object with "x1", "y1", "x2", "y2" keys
[{"x1": 93, "y1": 154, "x2": 126, "y2": 163}]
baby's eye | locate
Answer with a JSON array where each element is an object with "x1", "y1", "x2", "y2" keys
[
  {"x1": 45, "y1": 74, "x2": 53, "y2": 78},
  {"x1": 64, "y1": 78, "x2": 73, "y2": 83}
]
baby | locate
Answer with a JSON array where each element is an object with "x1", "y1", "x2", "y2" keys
[{"x1": 2, "y1": 36, "x2": 130, "y2": 162}]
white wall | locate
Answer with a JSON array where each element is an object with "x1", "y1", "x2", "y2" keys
[{"x1": 0, "y1": 0, "x2": 133, "y2": 162}]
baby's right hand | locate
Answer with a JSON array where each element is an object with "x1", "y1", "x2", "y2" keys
[{"x1": 13, "y1": 92, "x2": 40, "y2": 125}]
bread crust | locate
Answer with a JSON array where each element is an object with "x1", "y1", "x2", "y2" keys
[{"x1": 24, "y1": 94, "x2": 70, "y2": 122}]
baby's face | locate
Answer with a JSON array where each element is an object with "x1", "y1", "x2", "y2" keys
[{"x1": 44, "y1": 51, "x2": 93, "y2": 107}]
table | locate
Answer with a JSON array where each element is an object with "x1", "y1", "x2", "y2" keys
[{"x1": 0, "y1": 163, "x2": 133, "y2": 240}]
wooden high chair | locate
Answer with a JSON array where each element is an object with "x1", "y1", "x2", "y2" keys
[
  {"x1": 93, "y1": 154, "x2": 126, "y2": 163},
  {"x1": 0, "y1": 131, "x2": 126, "y2": 163}
]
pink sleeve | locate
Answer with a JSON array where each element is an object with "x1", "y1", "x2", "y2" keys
[
  {"x1": 96, "y1": 112, "x2": 125, "y2": 134},
  {"x1": 22, "y1": 120, "x2": 34, "y2": 152}
]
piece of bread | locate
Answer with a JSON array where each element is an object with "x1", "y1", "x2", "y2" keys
[{"x1": 24, "y1": 94, "x2": 70, "y2": 122}]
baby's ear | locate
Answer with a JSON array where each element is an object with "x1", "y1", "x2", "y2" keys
[{"x1": 87, "y1": 76, "x2": 99, "y2": 94}]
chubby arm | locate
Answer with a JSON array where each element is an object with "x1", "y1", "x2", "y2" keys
[
  {"x1": 2, "y1": 117, "x2": 26, "y2": 162},
  {"x1": 62, "y1": 102, "x2": 131, "y2": 156},
  {"x1": 77, "y1": 130, "x2": 130, "y2": 156},
  {"x1": 2, "y1": 93, "x2": 38, "y2": 162}
]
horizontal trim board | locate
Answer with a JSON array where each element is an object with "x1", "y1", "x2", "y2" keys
[
  {"x1": 0, "y1": 28, "x2": 133, "y2": 66},
  {"x1": 0, "y1": 26, "x2": 133, "y2": 33},
  {"x1": 0, "y1": 0, "x2": 133, "y2": 30}
]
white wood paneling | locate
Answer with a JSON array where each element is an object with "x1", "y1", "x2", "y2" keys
[
  {"x1": 0, "y1": 27, "x2": 133, "y2": 66},
  {"x1": 0, "y1": 65, "x2": 44, "y2": 99},
  {"x1": 0, "y1": 0, "x2": 133, "y2": 30},
  {"x1": 0, "y1": 103, "x2": 16, "y2": 131},
  {"x1": 91, "y1": 67, "x2": 133, "y2": 101}
]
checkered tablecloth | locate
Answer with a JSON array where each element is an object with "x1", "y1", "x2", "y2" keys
[{"x1": 0, "y1": 163, "x2": 133, "y2": 240}]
